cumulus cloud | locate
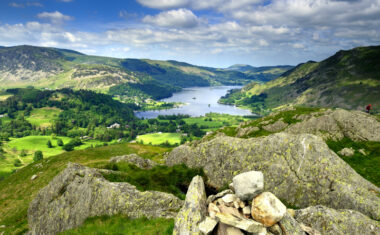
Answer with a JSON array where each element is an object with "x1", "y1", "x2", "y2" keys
[
  {"x1": 37, "y1": 11, "x2": 73, "y2": 24},
  {"x1": 143, "y1": 9, "x2": 200, "y2": 28},
  {"x1": 137, "y1": 0, "x2": 189, "y2": 9}
]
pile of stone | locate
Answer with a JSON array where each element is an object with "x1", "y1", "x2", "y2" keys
[{"x1": 174, "y1": 171, "x2": 320, "y2": 235}]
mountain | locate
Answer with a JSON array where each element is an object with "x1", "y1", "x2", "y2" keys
[
  {"x1": 227, "y1": 64, "x2": 294, "y2": 82},
  {"x1": 0, "y1": 45, "x2": 257, "y2": 99},
  {"x1": 220, "y1": 46, "x2": 380, "y2": 114}
]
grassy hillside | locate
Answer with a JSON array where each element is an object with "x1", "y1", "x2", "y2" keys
[
  {"x1": 227, "y1": 64, "x2": 294, "y2": 82},
  {"x1": 0, "y1": 143, "x2": 172, "y2": 234},
  {"x1": 220, "y1": 46, "x2": 380, "y2": 114}
]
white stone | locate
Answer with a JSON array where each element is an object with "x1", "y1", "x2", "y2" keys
[
  {"x1": 215, "y1": 213, "x2": 267, "y2": 234},
  {"x1": 243, "y1": 206, "x2": 251, "y2": 215},
  {"x1": 222, "y1": 194, "x2": 236, "y2": 203},
  {"x1": 338, "y1": 147, "x2": 355, "y2": 157},
  {"x1": 233, "y1": 171, "x2": 264, "y2": 201},
  {"x1": 199, "y1": 217, "x2": 218, "y2": 234},
  {"x1": 31, "y1": 174, "x2": 38, "y2": 180}
]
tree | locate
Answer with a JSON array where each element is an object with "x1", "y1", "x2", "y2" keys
[
  {"x1": 47, "y1": 140, "x2": 53, "y2": 148},
  {"x1": 63, "y1": 143, "x2": 74, "y2": 151},
  {"x1": 33, "y1": 151, "x2": 43, "y2": 162},
  {"x1": 57, "y1": 138, "x2": 64, "y2": 146}
]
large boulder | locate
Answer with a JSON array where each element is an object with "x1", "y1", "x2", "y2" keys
[
  {"x1": 173, "y1": 175, "x2": 207, "y2": 235},
  {"x1": 27, "y1": 163, "x2": 183, "y2": 235},
  {"x1": 109, "y1": 153, "x2": 157, "y2": 169},
  {"x1": 251, "y1": 192, "x2": 287, "y2": 227},
  {"x1": 294, "y1": 205, "x2": 380, "y2": 235},
  {"x1": 166, "y1": 133, "x2": 380, "y2": 220}
]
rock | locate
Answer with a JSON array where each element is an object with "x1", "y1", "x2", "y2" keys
[
  {"x1": 199, "y1": 217, "x2": 218, "y2": 234},
  {"x1": 30, "y1": 174, "x2": 38, "y2": 180},
  {"x1": 262, "y1": 120, "x2": 288, "y2": 133},
  {"x1": 286, "y1": 209, "x2": 295, "y2": 218},
  {"x1": 338, "y1": 147, "x2": 355, "y2": 157},
  {"x1": 294, "y1": 205, "x2": 380, "y2": 235},
  {"x1": 216, "y1": 223, "x2": 244, "y2": 235},
  {"x1": 243, "y1": 206, "x2": 251, "y2": 215},
  {"x1": 229, "y1": 183, "x2": 235, "y2": 191},
  {"x1": 359, "y1": 149, "x2": 367, "y2": 156},
  {"x1": 27, "y1": 163, "x2": 182, "y2": 235},
  {"x1": 209, "y1": 203, "x2": 221, "y2": 219},
  {"x1": 279, "y1": 213, "x2": 305, "y2": 235},
  {"x1": 207, "y1": 189, "x2": 234, "y2": 204},
  {"x1": 218, "y1": 204, "x2": 244, "y2": 219},
  {"x1": 251, "y1": 192, "x2": 287, "y2": 227},
  {"x1": 236, "y1": 126, "x2": 260, "y2": 138},
  {"x1": 0, "y1": 225, "x2": 5, "y2": 228},
  {"x1": 215, "y1": 213, "x2": 267, "y2": 234},
  {"x1": 299, "y1": 224, "x2": 321, "y2": 235},
  {"x1": 222, "y1": 194, "x2": 236, "y2": 204},
  {"x1": 166, "y1": 133, "x2": 380, "y2": 220},
  {"x1": 109, "y1": 153, "x2": 157, "y2": 169},
  {"x1": 233, "y1": 171, "x2": 264, "y2": 201},
  {"x1": 268, "y1": 224, "x2": 282, "y2": 235},
  {"x1": 174, "y1": 175, "x2": 207, "y2": 235}
]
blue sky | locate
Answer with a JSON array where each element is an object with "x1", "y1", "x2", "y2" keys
[{"x1": 0, "y1": 0, "x2": 379, "y2": 67}]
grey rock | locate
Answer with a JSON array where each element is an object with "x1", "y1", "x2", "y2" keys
[
  {"x1": 166, "y1": 133, "x2": 380, "y2": 220},
  {"x1": 359, "y1": 149, "x2": 367, "y2": 156},
  {"x1": 109, "y1": 153, "x2": 157, "y2": 169},
  {"x1": 216, "y1": 223, "x2": 244, "y2": 235},
  {"x1": 299, "y1": 224, "x2": 321, "y2": 235},
  {"x1": 215, "y1": 213, "x2": 267, "y2": 234},
  {"x1": 338, "y1": 147, "x2": 355, "y2": 157},
  {"x1": 199, "y1": 216, "x2": 218, "y2": 234},
  {"x1": 236, "y1": 126, "x2": 260, "y2": 138},
  {"x1": 207, "y1": 189, "x2": 234, "y2": 205},
  {"x1": 279, "y1": 213, "x2": 305, "y2": 235},
  {"x1": 173, "y1": 175, "x2": 207, "y2": 235},
  {"x1": 262, "y1": 120, "x2": 288, "y2": 132},
  {"x1": 268, "y1": 224, "x2": 282, "y2": 235},
  {"x1": 294, "y1": 205, "x2": 380, "y2": 235},
  {"x1": 27, "y1": 163, "x2": 182, "y2": 235},
  {"x1": 233, "y1": 171, "x2": 264, "y2": 201}
]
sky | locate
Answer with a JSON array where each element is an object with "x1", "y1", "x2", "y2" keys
[{"x1": 0, "y1": 0, "x2": 379, "y2": 68}]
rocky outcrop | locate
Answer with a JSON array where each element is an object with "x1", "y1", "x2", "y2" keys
[
  {"x1": 166, "y1": 133, "x2": 380, "y2": 220},
  {"x1": 235, "y1": 109, "x2": 380, "y2": 141},
  {"x1": 109, "y1": 153, "x2": 157, "y2": 169},
  {"x1": 27, "y1": 163, "x2": 183, "y2": 235},
  {"x1": 173, "y1": 175, "x2": 207, "y2": 235},
  {"x1": 294, "y1": 205, "x2": 380, "y2": 235}
]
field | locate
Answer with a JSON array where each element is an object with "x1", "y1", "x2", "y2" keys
[
  {"x1": 25, "y1": 107, "x2": 62, "y2": 128},
  {"x1": 136, "y1": 133, "x2": 182, "y2": 145},
  {"x1": 183, "y1": 113, "x2": 251, "y2": 131},
  {"x1": 0, "y1": 136, "x2": 109, "y2": 180},
  {"x1": 0, "y1": 143, "x2": 171, "y2": 234}
]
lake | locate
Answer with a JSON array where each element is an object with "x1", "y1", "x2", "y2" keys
[{"x1": 135, "y1": 86, "x2": 252, "y2": 119}]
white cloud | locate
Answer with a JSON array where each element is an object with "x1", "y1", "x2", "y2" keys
[
  {"x1": 143, "y1": 9, "x2": 200, "y2": 28},
  {"x1": 37, "y1": 11, "x2": 73, "y2": 24},
  {"x1": 137, "y1": 0, "x2": 189, "y2": 9},
  {"x1": 9, "y1": 2, "x2": 24, "y2": 8},
  {"x1": 293, "y1": 43, "x2": 305, "y2": 49}
]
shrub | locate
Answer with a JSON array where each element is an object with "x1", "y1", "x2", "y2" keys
[
  {"x1": 63, "y1": 143, "x2": 74, "y2": 152},
  {"x1": 47, "y1": 140, "x2": 53, "y2": 148},
  {"x1": 33, "y1": 151, "x2": 43, "y2": 162},
  {"x1": 57, "y1": 138, "x2": 64, "y2": 146},
  {"x1": 20, "y1": 149, "x2": 27, "y2": 157},
  {"x1": 13, "y1": 159, "x2": 22, "y2": 167}
]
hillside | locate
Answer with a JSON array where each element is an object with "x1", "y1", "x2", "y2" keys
[
  {"x1": 227, "y1": 64, "x2": 294, "y2": 82},
  {"x1": 220, "y1": 46, "x2": 380, "y2": 114},
  {"x1": 0, "y1": 45, "x2": 259, "y2": 96}
]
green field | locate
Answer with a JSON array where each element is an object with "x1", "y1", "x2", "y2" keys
[
  {"x1": 183, "y1": 113, "x2": 250, "y2": 131},
  {"x1": 25, "y1": 107, "x2": 62, "y2": 128},
  {"x1": 0, "y1": 143, "x2": 170, "y2": 234},
  {"x1": 136, "y1": 133, "x2": 182, "y2": 145},
  {"x1": 0, "y1": 136, "x2": 109, "y2": 179}
]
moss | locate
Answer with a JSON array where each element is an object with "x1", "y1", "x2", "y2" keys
[{"x1": 326, "y1": 137, "x2": 380, "y2": 187}]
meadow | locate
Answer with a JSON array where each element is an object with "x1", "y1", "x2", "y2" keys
[{"x1": 136, "y1": 133, "x2": 182, "y2": 145}]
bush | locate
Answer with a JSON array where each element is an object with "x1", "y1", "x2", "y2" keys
[
  {"x1": 47, "y1": 140, "x2": 53, "y2": 148},
  {"x1": 20, "y1": 149, "x2": 27, "y2": 157},
  {"x1": 33, "y1": 151, "x2": 43, "y2": 162},
  {"x1": 13, "y1": 159, "x2": 22, "y2": 167},
  {"x1": 63, "y1": 143, "x2": 75, "y2": 152},
  {"x1": 57, "y1": 138, "x2": 64, "y2": 146}
]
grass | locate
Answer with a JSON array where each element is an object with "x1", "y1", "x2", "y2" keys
[
  {"x1": 61, "y1": 215, "x2": 174, "y2": 235},
  {"x1": 326, "y1": 137, "x2": 380, "y2": 187},
  {"x1": 136, "y1": 133, "x2": 182, "y2": 145},
  {"x1": 25, "y1": 107, "x2": 62, "y2": 128},
  {"x1": 0, "y1": 143, "x2": 170, "y2": 234},
  {"x1": 183, "y1": 113, "x2": 249, "y2": 131},
  {"x1": 101, "y1": 162, "x2": 204, "y2": 200}
]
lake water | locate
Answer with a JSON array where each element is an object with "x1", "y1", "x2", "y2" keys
[{"x1": 135, "y1": 86, "x2": 252, "y2": 119}]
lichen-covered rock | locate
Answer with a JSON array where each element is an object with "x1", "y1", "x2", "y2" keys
[
  {"x1": 279, "y1": 213, "x2": 305, "y2": 235},
  {"x1": 251, "y1": 192, "x2": 287, "y2": 227},
  {"x1": 173, "y1": 175, "x2": 207, "y2": 235},
  {"x1": 27, "y1": 163, "x2": 182, "y2": 235},
  {"x1": 294, "y1": 205, "x2": 380, "y2": 235},
  {"x1": 207, "y1": 189, "x2": 234, "y2": 205},
  {"x1": 233, "y1": 171, "x2": 264, "y2": 201},
  {"x1": 199, "y1": 216, "x2": 218, "y2": 234},
  {"x1": 166, "y1": 133, "x2": 380, "y2": 220},
  {"x1": 215, "y1": 213, "x2": 267, "y2": 234},
  {"x1": 262, "y1": 119, "x2": 288, "y2": 132},
  {"x1": 109, "y1": 153, "x2": 157, "y2": 169},
  {"x1": 338, "y1": 147, "x2": 354, "y2": 157}
]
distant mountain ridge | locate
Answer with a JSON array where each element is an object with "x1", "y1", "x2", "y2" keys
[
  {"x1": 227, "y1": 64, "x2": 294, "y2": 82},
  {"x1": 219, "y1": 45, "x2": 380, "y2": 114}
]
